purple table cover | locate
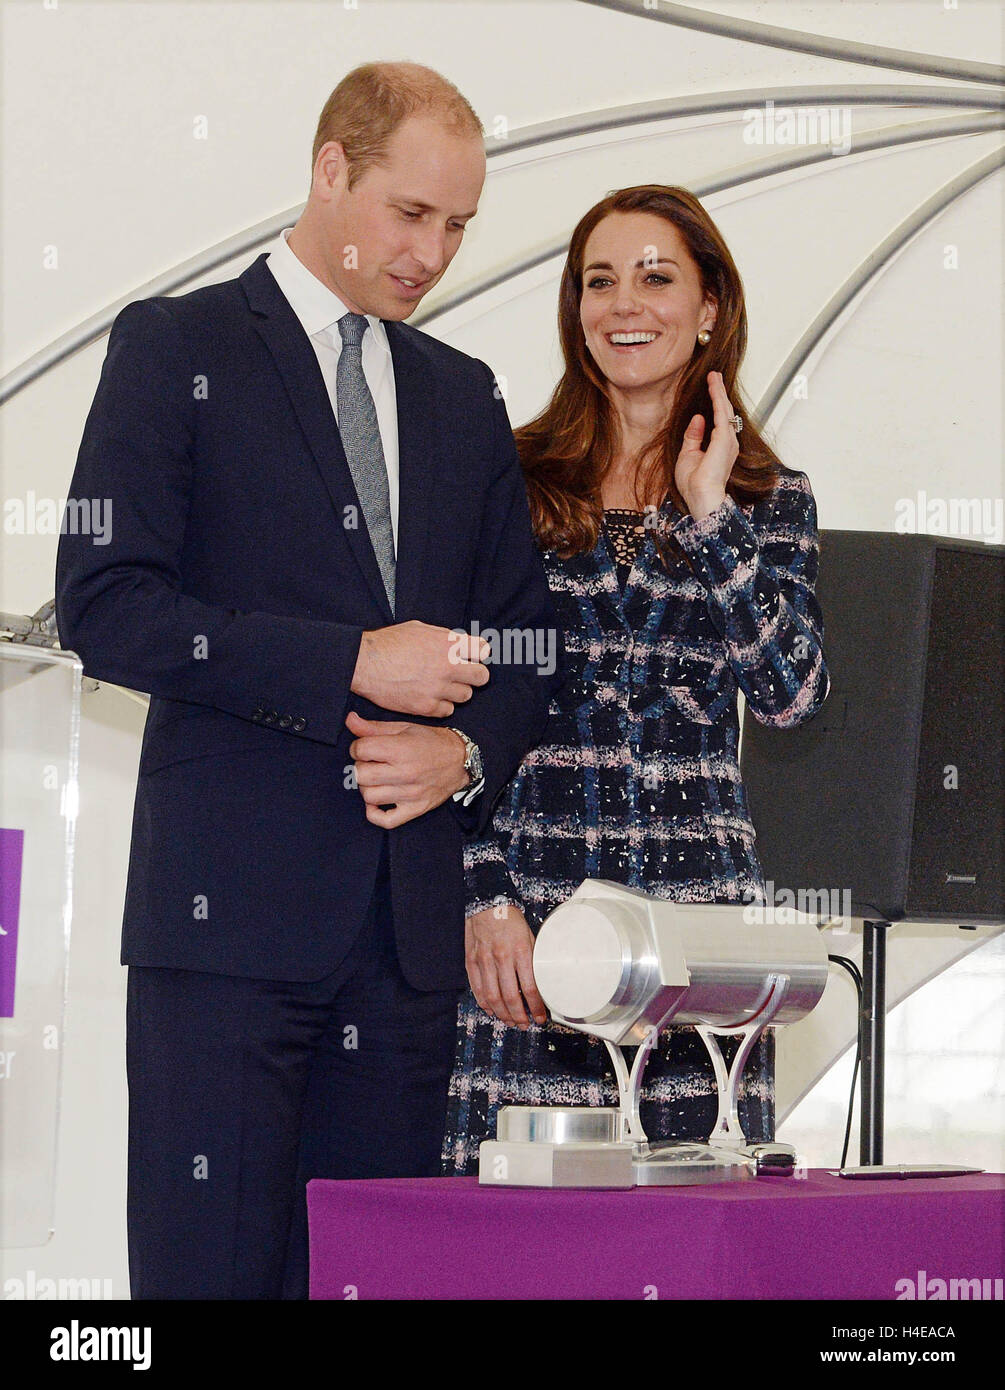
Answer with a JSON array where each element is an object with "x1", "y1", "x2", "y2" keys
[
  {"x1": 0, "y1": 828, "x2": 25, "y2": 1018},
  {"x1": 308, "y1": 1170, "x2": 1004, "y2": 1300}
]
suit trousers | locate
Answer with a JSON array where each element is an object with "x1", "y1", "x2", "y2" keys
[{"x1": 125, "y1": 833, "x2": 461, "y2": 1299}]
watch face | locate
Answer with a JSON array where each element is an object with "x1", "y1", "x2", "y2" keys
[
  {"x1": 461, "y1": 736, "x2": 479, "y2": 778},
  {"x1": 452, "y1": 727, "x2": 482, "y2": 784}
]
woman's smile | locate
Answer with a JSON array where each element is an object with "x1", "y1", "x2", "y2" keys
[{"x1": 605, "y1": 330, "x2": 661, "y2": 351}]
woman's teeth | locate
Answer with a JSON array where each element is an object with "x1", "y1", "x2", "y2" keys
[{"x1": 608, "y1": 332, "x2": 658, "y2": 345}]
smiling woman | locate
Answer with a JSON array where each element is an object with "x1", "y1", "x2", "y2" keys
[{"x1": 442, "y1": 185, "x2": 830, "y2": 1177}]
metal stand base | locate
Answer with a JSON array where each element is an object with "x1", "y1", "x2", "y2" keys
[
  {"x1": 478, "y1": 1109, "x2": 800, "y2": 1188},
  {"x1": 479, "y1": 1137, "x2": 635, "y2": 1188}
]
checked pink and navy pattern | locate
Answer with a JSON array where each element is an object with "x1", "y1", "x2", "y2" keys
[{"x1": 441, "y1": 465, "x2": 830, "y2": 1176}]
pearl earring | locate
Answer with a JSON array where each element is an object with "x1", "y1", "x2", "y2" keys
[{"x1": 697, "y1": 330, "x2": 711, "y2": 346}]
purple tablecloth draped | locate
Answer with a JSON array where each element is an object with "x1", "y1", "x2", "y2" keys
[{"x1": 308, "y1": 1170, "x2": 1004, "y2": 1300}]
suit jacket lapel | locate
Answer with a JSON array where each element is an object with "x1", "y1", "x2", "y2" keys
[
  {"x1": 240, "y1": 254, "x2": 394, "y2": 621},
  {"x1": 384, "y1": 321, "x2": 437, "y2": 622}
]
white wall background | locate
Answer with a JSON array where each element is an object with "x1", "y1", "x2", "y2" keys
[{"x1": 1, "y1": 0, "x2": 1002, "y2": 1296}]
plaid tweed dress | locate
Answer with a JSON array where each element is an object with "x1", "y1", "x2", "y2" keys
[{"x1": 441, "y1": 466, "x2": 830, "y2": 1175}]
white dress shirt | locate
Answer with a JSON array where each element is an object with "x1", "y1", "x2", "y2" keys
[
  {"x1": 265, "y1": 226, "x2": 399, "y2": 551},
  {"x1": 264, "y1": 227, "x2": 482, "y2": 806}
]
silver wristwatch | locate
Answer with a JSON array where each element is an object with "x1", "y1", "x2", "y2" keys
[{"x1": 448, "y1": 727, "x2": 485, "y2": 805}]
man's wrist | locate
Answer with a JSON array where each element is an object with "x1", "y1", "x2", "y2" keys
[
  {"x1": 447, "y1": 727, "x2": 485, "y2": 804},
  {"x1": 445, "y1": 727, "x2": 471, "y2": 791}
]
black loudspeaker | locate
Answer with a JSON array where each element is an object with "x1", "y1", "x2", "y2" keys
[{"x1": 740, "y1": 530, "x2": 1005, "y2": 927}]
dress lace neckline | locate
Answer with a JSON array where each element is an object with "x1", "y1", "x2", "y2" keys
[{"x1": 602, "y1": 509, "x2": 647, "y2": 572}]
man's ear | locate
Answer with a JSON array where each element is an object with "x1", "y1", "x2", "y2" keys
[{"x1": 314, "y1": 140, "x2": 348, "y2": 199}]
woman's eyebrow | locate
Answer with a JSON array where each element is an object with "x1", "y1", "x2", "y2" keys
[{"x1": 584, "y1": 257, "x2": 681, "y2": 272}]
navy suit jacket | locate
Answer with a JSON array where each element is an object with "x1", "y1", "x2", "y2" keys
[{"x1": 55, "y1": 254, "x2": 565, "y2": 989}]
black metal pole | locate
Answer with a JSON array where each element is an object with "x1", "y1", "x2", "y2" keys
[{"x1": 859, "y1": 920, "x2": 890, "y2": 1165}]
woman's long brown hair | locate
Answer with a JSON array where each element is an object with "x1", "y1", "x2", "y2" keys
[{"x1": 517, "y1": 185, "x2": 783, "y2": 567}]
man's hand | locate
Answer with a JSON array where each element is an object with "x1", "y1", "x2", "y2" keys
[
  {"x1": 465, "y1": 904, "x2": 547, "y2": 1029},
  {"x1": 346, "y1": 712, "x2": 470, "y2": 828},
  {"x1": 350, "y1": 621, "x2": 490, "y2": 717}
]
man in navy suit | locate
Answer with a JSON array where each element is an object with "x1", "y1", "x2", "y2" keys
[{"x1": 55, "y1": 61, "x2": 563, "y2": 1299}]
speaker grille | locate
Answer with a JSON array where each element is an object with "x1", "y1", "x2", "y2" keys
[{"x1": 907, "y1": 546, "x2": 1005, "y2": 920}]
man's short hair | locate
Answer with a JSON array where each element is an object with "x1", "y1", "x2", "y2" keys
[{"x1": 311, "y1": 61, "x2": 483, "y2": 189}]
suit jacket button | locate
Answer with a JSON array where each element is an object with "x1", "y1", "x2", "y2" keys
[
  {"x1": 252, "y1": 708, "x2": 264, "y2": 721},
  {"x1": 292, "y1": 717, "x2": 307, "y2": 732},
  {"x1": 263, "y1": 710, "x2": 277, "y2": 724},
  {"x1": 278, "y1": 714, "x2": 292, "y2": 728}
]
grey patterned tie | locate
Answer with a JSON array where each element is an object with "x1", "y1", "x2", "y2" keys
[{"x1": 334, "y1": 311, "x2": 395, "y2": 614}]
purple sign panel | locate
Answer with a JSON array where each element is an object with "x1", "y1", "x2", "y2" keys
[{"x1": 0, "y1": 828, "x2": 25, "y2": 1018}]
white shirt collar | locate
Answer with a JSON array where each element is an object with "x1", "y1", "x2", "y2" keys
[{"x1": 265, "y1": 227, "x2": 389, "y2": 353}]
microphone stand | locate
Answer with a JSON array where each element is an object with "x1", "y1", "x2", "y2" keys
[{"x1": 860, "y1": 918, "x2": 890, "y2": 1165}]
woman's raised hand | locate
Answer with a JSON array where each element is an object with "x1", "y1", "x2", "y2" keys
[{"x1": 674, "y1": 370, "x2": 740, "y2": 520}]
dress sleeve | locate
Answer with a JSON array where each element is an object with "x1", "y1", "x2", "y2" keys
[
  {"x1": 669, "y1": 470, "x2": 830, "y2": 728},
  {"x1": 462, "y1": 815, "x2": 525, "y2": 919}
]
